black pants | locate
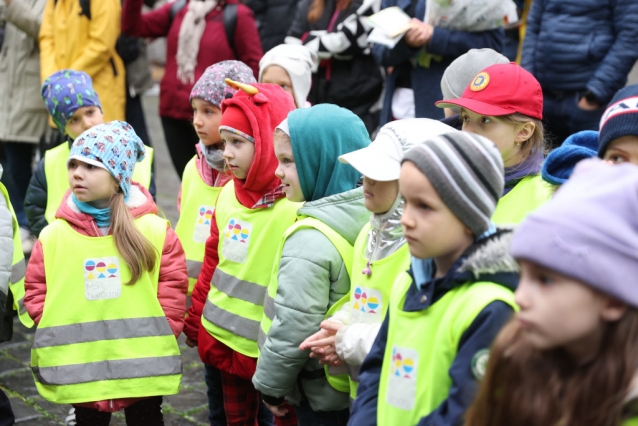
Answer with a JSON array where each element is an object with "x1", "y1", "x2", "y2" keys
[
  {"x1": 126, "y1": 92, "x2": 152, "y2": 149},
  {"x1": 160, "y1": 116, "x2": 199, "y2": 179},
  {"x1": 0, "y1": 389, "x2": 15, "y2": 426},
  {"x1": 1, "y1": 141, "x2": 34, "y2": 228},
  {"x1": 74, "y1": 396, "x2": 164, "y2": 426}
]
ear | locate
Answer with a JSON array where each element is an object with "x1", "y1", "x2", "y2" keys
[
  {"x1": 600, "y1": 296, "x2": 627, "y2": 322},
  {"x1": 514, "y1": 121, "x2": 536, "y2": 144}
]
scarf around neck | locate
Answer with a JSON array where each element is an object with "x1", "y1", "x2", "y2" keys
[
  {"x1": 176, "y1": 0, "x2": 218, "y2": 84},
  {"x1": 72, "y1": 194, "x2": 112, "y2": 228}
]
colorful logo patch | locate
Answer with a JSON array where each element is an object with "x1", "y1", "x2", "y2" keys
[
  {"x1": 222, "y1": 218, "x2": 253, "y2": 264},
  {"x1": 84, "y1": 257, "x2": 121, "y2": 300},
  {"x1": 192, "y1": 205, "x2": 215, "y2": 243},
  {"x1": 350, "y1": 286, "x2": 384, "y2": 324},
  {"x1": 386, "y1": 346, "x2": 418, "y2": 410},
  {"x1": 470, "y1": 72, "x2": 490, "y2": 92}
]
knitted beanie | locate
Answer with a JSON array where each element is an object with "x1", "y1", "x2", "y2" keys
[
  {"x1": 542, "y1": 130, "x2": 598, "y2": 185},
  {"x1": 598, "y1": 84, "x2": 638, "y2": 157},
  {"x1": 402, "y1": 132, "x2": 504, "y2": 236},
  {"x1": 440, "y1": 49, "x2": 509, "y2": 102},
  {"x1": 259, "y1": 44, "x2": 316, "y2": 108},
  {"x1": 511, "y1": 159, "x2": 638, "y2": 308},
  {"x1": 67, "y1": 121, "x2": 145, "y2": 200},
  {"x1": 41, "y1": 69, "x2": 102, "y2": 133},
  {"x1": 190, "y1": 60, "x2": 256, "y2": 108}
]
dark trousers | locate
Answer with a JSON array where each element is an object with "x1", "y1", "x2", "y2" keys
[
  {"x1": 160, "y1": 116, "x2": 199, "y2": 179},
  {"x1": 0, "y1": 389, "x2": 15, "y2": 426},
  {"x1": 126, "y1": 92, "x2": 153, "y2": 149},
  {"x1": 73, "y1": 396, "x2": 164, "y2": 426},
  {"x1": 294, "y1": 398, "x2": 349, "y2": 426},
  {"x1": 1, "y1": 141, "x2": 34, "y2": 228}
]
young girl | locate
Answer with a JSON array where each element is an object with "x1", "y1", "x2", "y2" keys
[
  {"x1": 259, "y1": 44, "x2": 315, "y2": 108},
  {"x1": 349, "y1": 131, "x2": 519, "y2": 425},
  {"x1": 466, "y1": 159, "x2": 638, "y2": 426},
  {"x1": 24, "y1": 121, "x2": 188, "y2": 426},
  {"x1": 299, "y1": 118, "x2": 456, "y2": 402},
  {"x1": 253, "y1": 104, "x2": 370, "y2": 424},
  {"x1": 436, "y1": 62, "x2": 552, "y2": 224}
]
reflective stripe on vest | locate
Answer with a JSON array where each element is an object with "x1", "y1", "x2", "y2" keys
[
  {"x1": 492, "y1": 174, "x2": 552, "y2": 225},
  {"x1": 0, "y1": 184, "x2": 32, "y2": 328},
  {"x1": 44, "y1": 143, "x2": 154, "y2": 223},
  {"x1": 174, "y1": 156, "x2": 224, "y2": 295},
  {"x1": 201, "y1": 181, "x2": 300, "y2": 358},
  {"x1": 346, "y1": 223, "x2": 410, "y2": 400},
  {"x1": 259, "y1": 217, "x2": 354, "y2": 393},
  {"x1": 377, "y1": 273, "x2": 516, "y2": 425},
  {"x1": 33, "y1": 214, "x2": 181, "y2": 404}
]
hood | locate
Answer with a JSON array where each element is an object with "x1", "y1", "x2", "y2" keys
[
  {"x1": 297, "y1": 187, "x2": 369, "y2": 245},
  {"x1": 55, "y1": 183, "x2": 158, "y2": 236}
]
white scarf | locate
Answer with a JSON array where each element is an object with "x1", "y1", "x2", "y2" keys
[{"x1": 176, "y1": 0, "x2": 218, "y2": 84}]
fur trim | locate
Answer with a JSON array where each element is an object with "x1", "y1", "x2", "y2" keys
[{"x1": 458, "y1": 227, "x2": 520, "y2": 279}]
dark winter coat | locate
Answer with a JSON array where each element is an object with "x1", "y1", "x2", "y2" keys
[{"x1": 245, "y1": 0, "x2": 299, "y2": 53}]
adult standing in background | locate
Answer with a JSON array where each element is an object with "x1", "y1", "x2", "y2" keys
[
  {"x1": 245, "y1": 0, "x2": 299, "y2": 53},
  {"x1": 121, "y1": 0, "x2": 263, "y2": 179},
  {"x1": 521, "y1": 0, "x2": 638, "y2": 148}
]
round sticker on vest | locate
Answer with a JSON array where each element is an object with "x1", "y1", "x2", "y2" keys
[
  {"x1": 470, "y1": 72, "x2": 490, "y2": 92},
  {"x1": 471, "y1": 348, "x2": 490, "y2": 380}
]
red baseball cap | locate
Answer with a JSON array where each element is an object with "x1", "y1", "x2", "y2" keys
[{"x1": 435, "y1": 62, "x2": 543, "y2": 120}]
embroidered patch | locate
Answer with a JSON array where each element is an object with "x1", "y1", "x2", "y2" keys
[
  {"x1": 386, "y1": 346, "x2": 418, "y2": 410},
  {"x1": 470, "y1": 72, "x2": 490, "y2": 92},
  {"x1": 471, "y1": 348, "x2": 490, "y2": 380},
  {"x1": 221, "y1": 218, "x2": 253, "y2": 263},
  {"x1": 350, "y1": 286, "x2": 383, "y2": 324},
  {"x1": 193, "y1": 206, "x2": 215, "y2": 243},
  {"x1": 84, "y1": 257, "x2": 121, "y2": 300}
]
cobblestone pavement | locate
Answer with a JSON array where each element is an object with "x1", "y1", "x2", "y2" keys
[{"x1": 0, "y1": 95, "x2": 210, "y2": 425}]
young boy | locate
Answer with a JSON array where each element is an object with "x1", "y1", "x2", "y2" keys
[
  {"x1": 259, "y1": 44, "x2": 316, "y2": 109},
  {"x1": 598, "y1": 84, "x2": 638, "y2": 165},
  {"x1": 24, "y1": 69, "x2": 155, "y2": 238},
  {"x1": 349, "y1": 132, "x2": 519, "y2": 425}
]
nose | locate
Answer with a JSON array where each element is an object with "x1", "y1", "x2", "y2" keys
[
  {"x1": 514, "y1": 280, "x2": 530, "y2": 310},
  {"x1": 400, "y1": 204, "x2": 414, "y2": 229},
  {"x1": 274, "y1": 163, "x2": 284, "y2": 179},
  {"x1": 223, "y1": 144, "x2": 233, "y2": 160},
  {"x1": 193, "y1": 111, "x2": 203, "y2": 128},
  {"x1": 82, "y1": 116, "x2": 93, "y2": 132}
]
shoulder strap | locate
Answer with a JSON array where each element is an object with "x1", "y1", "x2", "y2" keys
[
  {"x1": 223, "y1": 3, "x2": 238, "y2": 56},
  {"x1": 169, "y1": 0, "x2": 187, "y2": 26}
]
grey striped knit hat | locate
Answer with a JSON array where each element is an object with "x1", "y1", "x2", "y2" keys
[{"x1": 402, "y1": 132, "x2": 504, "y2": 236}]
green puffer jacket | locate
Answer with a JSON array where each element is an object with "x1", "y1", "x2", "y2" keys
[{"x1": 253, "y1": 187, "x2": 369, "y2": 412}]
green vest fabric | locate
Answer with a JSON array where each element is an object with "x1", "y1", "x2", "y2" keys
[
  {"x1": 201, "y1": 182, "x2": 300, "y2": 358},
  {"x1": 492, "y1": 174, "x2": 552, "y2": 225},
  {"x1": 377, "y1": 272, "x2": 516, "y2": 425},
  {"x1": 44, "y1": 143, "x2": 154, "y2": 223},
  {"x1": 0, "y1": 185, "x2": 31, "y2": 328},
  {"x1": 347, "y1": 223, "x2": 410, "y2": 399},
  {"x1": 33, "y1": 214, "x2": 182, "y2": 404},
  {"x1": 259, "y1": 217, "x2": 353, "y2": 392},
  {"x1": 174, "y1": 157, "x2": 224, "y2": 295}
]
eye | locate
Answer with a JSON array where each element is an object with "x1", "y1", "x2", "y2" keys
[
  {"x1": 480, "y1": 116, "x2": 492, "y2": 124},
  {"x1": 69, "y1": 117, "x2": 78, "y2": 124},
  {"x1": 608, "y1": 154, "x2": 626, "y2": 164},
  {"x1": 538, "y1": 274, "x2": 553, "y2": 286},
  {"x1": 86, "y1": 164, "x2": 95, "y2": 170},
  {"x1": 233, "y1": 139, "x2": 242, "y2": 145},
  {"x1": 282, "y1": 158, "x2": 292, "y2": 165},
  {"x1": 205, "y1": 109, "x2": 213, "y2": 115},
  {"x1": 419, "y1": 203, "x2": 430, "y2": 211},
  {"x1": 461, "y1": 114, "x2": 469, "y2": 123}
]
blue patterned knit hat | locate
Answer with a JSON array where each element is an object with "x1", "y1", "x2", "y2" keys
[
  {"x1": 41, "y1": 69, "x2": 102, "y2": 133},
  {"x1": 67, "y1": 121, "x2": 145, "y2": 200}
]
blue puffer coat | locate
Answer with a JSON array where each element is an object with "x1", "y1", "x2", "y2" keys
[{"x1": 521, "y1": 0, "x2": 638, "y2": 104}]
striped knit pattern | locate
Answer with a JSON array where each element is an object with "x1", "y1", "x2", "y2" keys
[{"x1": 402, "y1": 132, "x2": 504, "y2": 236}]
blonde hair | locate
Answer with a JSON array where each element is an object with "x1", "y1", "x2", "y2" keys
[
  {"x1": 274, "y1": 128, "x2": 291, "y2": 145},
  {"x1": 500, "y1": 113, "x2": 548, "y2": 162}
]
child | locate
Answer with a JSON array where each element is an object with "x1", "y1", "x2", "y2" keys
[
  {"x1": 24, "y1": 70, "x2": 155, "y2": 238},
  {"x1": 465, "y1": 159, "x2": 638, "y2": 426},
  {"x1": 541, "y1": 130, "x2": 598, "y2": 187},
  {"x1": 183, "y1": 81, "x2": 298, "y2": 425},
  {"x1": 598, "y1": 84, "x2": 638, "y2": 165},
  {"x1": 349, "y1": 131, "x2": 519, "y2": 425},
  {"x1": 253, "y1": 104, "x2": 370, "y2": 423},
  {"x1": 299, "y1": 118, "x2": 456, "y2": 402},
  {"x1": 24, "y1": 121, "x2": 188, "y2": 425},
  {"x1": 436, "y1": 62, "x2": 552, "y2": 224},
  {"x1": 259, "y1": 44, "x2": 316, "y2": 108}
]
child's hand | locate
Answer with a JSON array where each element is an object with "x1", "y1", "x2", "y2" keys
[
  {"x1": 185, "y1": 337, "x2": 198, "y2": 348},
  {"x1": 299, "y1": 321, "x2": 344, "y2": 364},
  {"x1": 264, "y1": 401, "x2": 289, "y2": 417}
]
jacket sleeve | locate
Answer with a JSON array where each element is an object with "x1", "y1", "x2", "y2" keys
[
  {"x1": 24, "y1": 240, "x2": 46, "y2": 325},
  {"x1": 121, "y1": 0, "x2": 173, "y2": 39},
  {"x1": 244, "y1": 0, "x2": 267, "y2": 33},
  {"x1": 335, "y1": 322, "x2": 382, "y2": 366},
  {"x1": 287, "y1": 0, "x2": 311, "y2": 39},
  {"x1": 68, "y1": 0, "x2": 122, "y2": 79},
  {"x1": 183, "y1": 210, "x2": 220, "y2": 341},
  {"x1": 5, "y1": 0, "x2": 46, "y2": 40},
  {"x1": 587, "y1": 0, "x2": 638, "y2": 103},
  {"x1": 427, "y1": 26, "x2": 505, "y2": 58},
  {"x1": 39, "y1": 0, "x2": 57, "y2": 82},
  {"x1": 0, "y1": 196, "x2": 13, "y2": 324},
  {"x1": 24, "y1": 159, "x2": 49, "y2": 238},
  {"x1": 415, "y1": 301, "x2": 514, "y2": 426},
  {"x1": 157, "y1": 227, "x2": 188, "y2": 338},
  {"x1": 520, "y1": 0, "x2": 543, "y2": 74},
  {"x1": 233, "y1": 5, "x2": 264, "y2": 78},
  {"x1": 252, "y1": 229, "x2": 345, "y2": 399}
]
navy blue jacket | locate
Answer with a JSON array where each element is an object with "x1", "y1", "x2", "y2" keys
[
  {"x1": 521, "y1": 0, "x2": 638, "y2": 104},
  {"x1": 349, "y1": 229, "x2": 518, "y2": 426}
]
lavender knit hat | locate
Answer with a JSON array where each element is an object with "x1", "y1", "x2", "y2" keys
[
  {"x1": 190, "y1": 61, "x2": 256, "y2": 108},
  {"x1": 511, "y1": 158, "x2": 638, "y2": 307}
]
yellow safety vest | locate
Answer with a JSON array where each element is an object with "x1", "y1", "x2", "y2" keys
[
  {"x1": 174, "y1": 156, "x2": 225, "y2": 295},
  {"x1": 259, "y1": 217, "x2": 353, "y2": 392},
  {"x1": 0, "y1": 185, "x2": 31, "y2": 328},
  {"x1": 347, "y1": 223, "x2": 410, "y2": 399},
  {"x1": 44, "y1": 142, "x2": 154, "y2": 223},
  {"x1": 377, "y1": 272, "x2": 516, "y2": 425},
  {"x1": 492, "y1": 174, "x2": 552, "y2": 225},
  {"x1": 201, "y1": 182, "x2": 300, "y2": 358},
  {"x1": 33, "y1": 214, "x2": 182, "y2": 404}
]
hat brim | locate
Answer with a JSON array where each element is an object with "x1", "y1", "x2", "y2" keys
[
  {"x1": 339, "y1": 147, "x2": 400, "y2": 182},
  {"x1": 435, "y1": 98, "x2": 516, "y2": 117}
]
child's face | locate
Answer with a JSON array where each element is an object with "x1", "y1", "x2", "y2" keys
[
  {"x1": 274, "y1": 134, "x2": 304, "y2": 202},
  {"x1": 460, "y1": 108, "x2": 531, "y2": 168},
  {"x1": 363, "y1": 177, "x2": 398, "y2": 214},
  {"x1": 602, "y1": 135, "x2": 638, "y2": 166},
  {"x1": 399, "y1": 162, "x2": 472, "y2": 267},
  {"x1": 67, "y1": 158, "x2": 117, "y2": 208},
  {"x1": 515, "y1": 260, "x2": 626, "y2": 362},
  {"x1": 221, "y1": 130, "x2": 255, "y2": 180},
  {"x1": 65, "y1": 106, "x2": 104, "y2": 140},
  {"x1": 260, "y1": 65, "x2": 296, "y2": 106},
  {"x1": 192, "y1": 98, "x2": 223, "y2": 146}
]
